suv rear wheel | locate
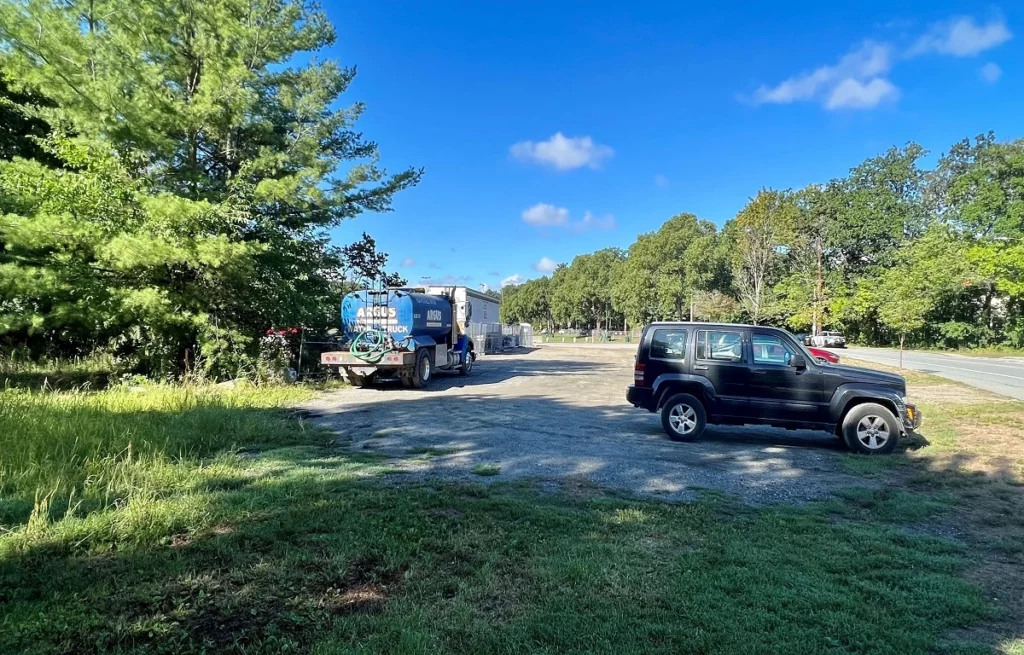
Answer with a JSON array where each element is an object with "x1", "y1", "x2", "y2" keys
[
  {"x1": 660, "y1": 393, "x2": 707, "y2": 442},
  {"x1": 842, "y1": 403, "x2": 899, "y2": 455}
]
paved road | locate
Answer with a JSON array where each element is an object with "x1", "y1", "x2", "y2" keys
[
  {"x1": 844, "y1": 347, "x2": 1024, "y2": 400},
  {"x1": 541, "y1": 342, "x2": 1024, "y2": 401}
]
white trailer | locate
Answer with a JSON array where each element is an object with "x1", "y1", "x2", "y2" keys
[{"x1": 424, "y1": 285, "x2": 500, "y2": 335}]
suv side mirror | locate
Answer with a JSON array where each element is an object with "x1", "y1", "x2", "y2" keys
[{"x1": 791, "y1": 354, "x2": 807, "y2": 369}]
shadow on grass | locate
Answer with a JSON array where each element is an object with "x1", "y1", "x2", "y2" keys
[
  {"x1": 0, "y1": 373, "x2": 1022, "y2": 653},
  {"x1": 2, "y1": 370, "x2": 112, "y2": 390},
  {"x1": 0, "y1": 448, "x2": 1001, "y2": 655}
]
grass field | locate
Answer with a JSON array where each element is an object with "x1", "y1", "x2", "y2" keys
[{"x1": 1, "y1": 374, "x2": 1023, "y2": 653}]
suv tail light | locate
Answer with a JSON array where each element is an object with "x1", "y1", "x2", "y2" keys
[{"x1": 634, "y1": 362, "x2": 646, "y2": 386}]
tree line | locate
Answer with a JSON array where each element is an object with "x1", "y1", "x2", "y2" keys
[
  {"x1": 502, "y1": 137, "x2": 1024, "y2": 350},
  {"x1": 0, "y1": 0, "x2": 414, "y2": 378}
]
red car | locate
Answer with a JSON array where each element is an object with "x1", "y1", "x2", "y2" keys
[{"x1": 808, "y1": 346, "x2": 840, "y2": 364}]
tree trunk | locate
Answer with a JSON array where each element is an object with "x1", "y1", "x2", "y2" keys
[{"x1": 899, "y1": 333, "x2": 905, "y2": 370}]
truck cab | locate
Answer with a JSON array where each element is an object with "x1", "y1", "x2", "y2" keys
[{"x1": 627, "y1": 322, "x2": 921, "y2": 454}]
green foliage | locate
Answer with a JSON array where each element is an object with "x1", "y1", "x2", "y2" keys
[
  {"x1": 0, "y1": 0, "x2": 418, "y2": 375},
  {"x1": 526, "y1": 134, "x2": 1023, "y2": 350},
  {"x1": 0, "y1": 75, "x2": 55, "y2": 164},
  {"x1": 877, "y1": 267, "x2": 931, "y2": 344},
  {"x1": 551, "y1": 248, "x2": 624, "y2": 328},
  {"x1": 610, "y1": 214, "x2": 727, "y2": 326},
  {"x1": 501, "y1": 276, "x2": 552, "y2": 327},
  {"x1": 728, "y1": 189, "x2": 793, "y2": 324}
]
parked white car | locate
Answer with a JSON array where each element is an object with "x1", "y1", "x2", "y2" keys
[{"x1": 810, "y1": 331, "x2": 846, "y2": 348}]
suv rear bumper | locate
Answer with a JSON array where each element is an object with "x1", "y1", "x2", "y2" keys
[{"x1": 627, "y1": 385, "x2": 655, "y2": 411}]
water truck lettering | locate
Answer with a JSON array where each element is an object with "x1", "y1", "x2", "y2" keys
[{"x1": 356, "y1": 306, "x2": 397, "y2": 319}]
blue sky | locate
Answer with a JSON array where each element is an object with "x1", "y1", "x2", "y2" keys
[{"x1": 324, "y1": 1, "x2": 1023, "y2": 291}]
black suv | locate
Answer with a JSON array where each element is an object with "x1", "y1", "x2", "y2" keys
[{"x1": 626, "y1": 322, "x2": 921, "y2": 454}]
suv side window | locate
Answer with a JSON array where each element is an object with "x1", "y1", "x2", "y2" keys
[
  {"x1": 752, "y1": 333, "x2": 795, "y2": 365},
  {"x1": 650, "y1": 328, "x2": 687, "y2": 360},
  {"x1": 696, "y1": 329, "x2": 743, "y2": 362}
]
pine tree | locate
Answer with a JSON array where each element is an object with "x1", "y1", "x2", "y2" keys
[{"x1": 0, "y1": 0, "x2": 420, "y2": 373}]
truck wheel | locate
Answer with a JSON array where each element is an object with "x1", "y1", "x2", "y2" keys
[
  {"x1": 459, "y1": 349, "x2": 474, "y2": 376},
  {"x1": 841, "y1": 403, "x2": 899, "y2": 455},
  {"x1": 660, "y1": 393, "x2": 707, "y2": 442},
  {"x1": 412, "y1": 349, "x2": 432, "y2": 389}
]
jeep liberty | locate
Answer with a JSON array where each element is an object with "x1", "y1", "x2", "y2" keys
[{"x1": 626, "y1": 323, "x2": 921, "y2": 454}]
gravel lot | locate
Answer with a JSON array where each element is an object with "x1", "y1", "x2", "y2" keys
[{"x1": 305, "y1": 344, "x2": 872, "y2": 503}]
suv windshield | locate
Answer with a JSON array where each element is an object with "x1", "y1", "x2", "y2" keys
[{"x1": 785, "y1": 330, "x2": 819, "y2": 361}]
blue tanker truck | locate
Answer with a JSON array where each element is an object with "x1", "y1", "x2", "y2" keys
[{"x1": 320, "y1": 287, "x2": 475, "y2": 388}]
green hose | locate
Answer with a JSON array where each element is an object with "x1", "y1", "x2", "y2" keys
[{"x1": 350, "y1": 329, "x2": 393, "y2": 364}]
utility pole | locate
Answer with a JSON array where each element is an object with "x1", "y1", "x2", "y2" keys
[{"x1": 814, "y1": 233, "x2": 823, "y2": 336}]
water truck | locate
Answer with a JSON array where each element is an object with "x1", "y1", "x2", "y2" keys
[{"x1": 320, "y1": 287, "x2": 475, "y2": 388}]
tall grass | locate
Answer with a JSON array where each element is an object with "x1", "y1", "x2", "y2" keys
[
  {"x1": 1, "y1": 351, "x2": 119, "y2": 389},
  {"x1": 0, "y1": 383, "x2": 315, "y2": 538}
]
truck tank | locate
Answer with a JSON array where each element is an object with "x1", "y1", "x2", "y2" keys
[{"x1": 341, "y1": 289, "x2": 453, "y2": 344}]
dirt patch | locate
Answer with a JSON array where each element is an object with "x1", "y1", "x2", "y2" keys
[
  {"x1": 169, "y1": 532, "x2": 192, "y2": 549},
  {"x1": 912, "y1": 384, "x2": 1016, "y2": 405},
  {"x1": 949, "y1": 558, "x2": 1024, "y2": 653},
  {"x1": 318, "y1": 584, "x2": 387, "y2": 615},
  {"x1": 935, "y1": 419, "x2": 1024, "y2": 482},
  {"x1": 210, "y1": 523, "x2": 236, "y2": 537}
]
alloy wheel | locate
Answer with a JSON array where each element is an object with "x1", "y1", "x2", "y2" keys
[
  {"x1": 668, "y1": 403, "x2": 697, "y2": 435},
  {"x1": 856, "y1": 415, "x2": 890, "y2": 450}
]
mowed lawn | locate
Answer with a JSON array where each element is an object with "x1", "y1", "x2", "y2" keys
[{"x1": 1, "y1": 374, "x2": 1022, "y2": 654}]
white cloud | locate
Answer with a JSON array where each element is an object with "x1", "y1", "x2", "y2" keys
[
  {"x1": 654, "y1": 174, "x2": 670, "y2": 188},
  {"x1": 522, "y1": 202, "x2": 569, "y2": 227},
  {"x1": 401, "y1": 257, "x2": 415, "y2": 267},
  {"x1": 510, "y1": 132, "x2": 614, "y2": 171},
  {"x1": 909, "y1": 17, "x2": 1012, "y2": 57},
  {"x1": 522, "y1": 205, "x2": 615, "y2": 233},
  {"x1": 572, "y1": 211, "x2": 616, "y2": 233},
  {"x1": 825, "y1": 77, "x2": 899, "y2": 109},
  {"x1": 752, "y1": 41, "x2": 893, "y2": 108},
  {"x1": 748, "y1": 15, "x2": 1013, "y2": 112},
  {"x1": 980, "y1": 62, "x2": 1003, "y2": 83},
  {"x1": 478, "y1": 283, "x2": 490, "y2": 292},
  {"x1": 533, "y1": 257, "x2": 559, "y2": 273},
  {"x1": 501, "y1": 274, "x2": 525, "y2": 288}
]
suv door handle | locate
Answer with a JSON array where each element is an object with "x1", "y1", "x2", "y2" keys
[
  {"x1": 751, "y1": 369, "x2": 767, "y2": 375},
  {"x1": 693, "y1": 365, "x2": 708, "y2": 371}
]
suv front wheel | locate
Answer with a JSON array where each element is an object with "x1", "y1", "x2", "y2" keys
[
  {"x1": 841, "y1": 403, "x2": 899, "y2": 455},
  {"x1": 660, "y1": 393, "x2": 707, "y2": 442}
]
